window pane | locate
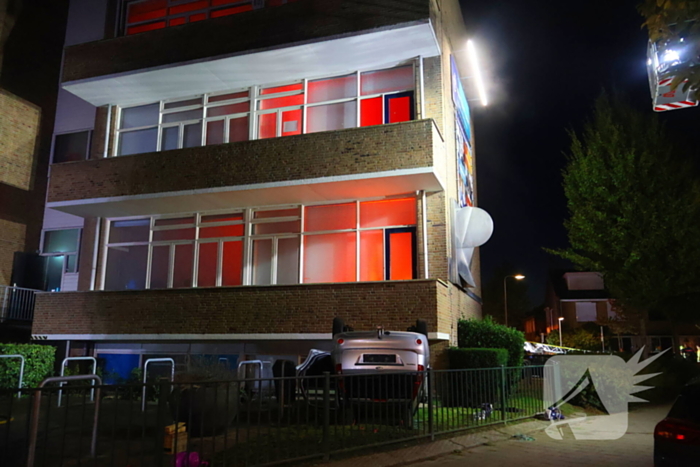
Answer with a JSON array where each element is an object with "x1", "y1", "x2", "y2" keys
[
  {"x1": 44, "y1": 229, "x2": 79, "y2": 253},
  {"x1": 164, "y1": 97, "x2": 202, "y2": 109},
  {"x1": 386, "y1": 93, "x2": 413, "y2": 123},
  {"x1": 388, "y1": 231, "x2": 413, "y2": 280},
  {"x1": 119, "y1": 128, "x2": 158, "y2": 156},
  {"x1": 197, "y1": 242, "x2": 218, "y2": 287},
  {"x1": 121, "y1": 104, "x2": 159, "y2": 129},
  {"x1": 361, "y1": 66, "x2": 414, "y2": 96},
  {"x1": 229, "y1": 116, "x2": 249, "y2": 142},
  {"x1": 360, "y1": 97, "x2": 383, "y2": 127},
  {"x1": 258, "y1": 113, "x2": 277, "y2": 139},
  {"x1": 258, "y1": 94, "x2": 303, "y2": 110},
  {"x1": 173, "y1": 243, "x2": 194, "y2": 288},
  {"x1": 202, "y1": 212, "x2": 243, "y2": 223},
  {"x1": 155, "y1": 217, "x2": 194, "y2": 227},
  {"x1": 261, "y1": 83, "x2": 303, "y2": 95},
  {"x1": 66, "y1": 254, "x2": 78, "y2": 273},
  {"x1": 222, "y1": 241, "x2": 243, "y2": 286},
  {"x1": 254, "y1": 208, "x2": 300, "y2": 219},
  {"x1": 252, "y1": 239, "x2": 272, "y2": 285},
  {"x1": 46, "y1": 256, "x2": 63, "y2": 292},
  {"x1": 281, "y1": 109, "x2": 302, "y2": 136},
  {"x1": 207, "y1": 102, "x2": 249, "y2": 117},
  {"x1": 308, "y1": 74, "x2": 357, "y2": 103},
  {"x1": 206, "y1": 120, "x2": 224, "y2": 146},
  {"x1": 183, "y1": 123, "x2": 202, "y2": 148},
  {"x1": 150, "y1": 245, "x2": 170, "y2": 289},
  {"x1": 162, "y1": 108, "x2": 203, "y2": 123},
  {"x1": 209, "y1": 91, "x2": 248, "y2": 103},
  {"x1": 360, "y1": 230, "x2": 384, "y2": 281},
  {"x1": 162, "y1": 126, "x2": 179, "y2": 151},
  {"x1": 303, "y1": 233, "x2": 356, "y2": 283},
  {"x1": 253, "y1": 221, "x2": 300, "y2": 235},
  {"x1": 307, "y1": 101, "x2": 357, "y2": 133},
  {"x1": 109, "y1": 219, "x2": 150, "y2": 243},
  {"x1": 360, "y1": 198, "x2": 416, "y2": 228},
  {"x1": 200, "y1": 224, "x2": 244, "y2": 238},
  {"x1": 304, "y1": 203, "x2": 355, "y2": 232},
  {"x1": 152, "y1": 228, "x2": 196, "y2": 241},
  {"x1": 53, "y1": 131, "x2": 89, "y2": 163},
  {"x1": 105, "y1": 245, "x2": 148, "y2": 290},
  {"x1": 277, "y1": 237, "x2": 300, "y2": 285}
]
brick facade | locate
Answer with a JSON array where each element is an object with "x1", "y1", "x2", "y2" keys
[
  {"x1": 32, "y1": 279, "x2": 470, "y2": 337},
  {"x1": 0, "y1": 89, "x2": 40, "y2": 191},
  {"x1": 0, "y1": 218, "x2": 25, "y2": 285},
  {"x1": 62, "y1": 0, "x2": 432, "y2": 83},
  {"x1": 48, "y1": 119, "x2": 442, "y2": 203}
]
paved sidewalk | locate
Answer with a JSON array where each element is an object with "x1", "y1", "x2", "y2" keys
[{"x1": 323, "y1": 403, "x2": 671, "y2": 467}]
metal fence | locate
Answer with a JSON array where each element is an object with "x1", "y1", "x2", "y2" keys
[
  {"x1": 0, "y1": 366, "x2": 551, "y2": 467},
  {"x1": 0, "y1": 285, "x2": 39, "y2": 323}
]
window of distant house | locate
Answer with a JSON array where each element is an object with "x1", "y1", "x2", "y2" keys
[
  {"x1": 122, "y1": 0, "x2": 298, "y2": 36},
  {"x1": 103, "y1": 197, "x2": 416, "y2": 291},
  {"x1": 42, "y1": 229, "x2": 81, "y2": 291},
  {"x1": 52, "y1": 131, "x2": 91, "y2": 163},
  {"x1": 113, "y1": 64, "x2": 415, "y2": 157},
  {"x1": 575, "y1": 302, "x2": 597, "y2": 322}
]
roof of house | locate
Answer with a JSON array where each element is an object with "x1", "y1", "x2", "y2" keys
[{"x1": 548, "y1": 270, "x2": 609, "y2": 301}]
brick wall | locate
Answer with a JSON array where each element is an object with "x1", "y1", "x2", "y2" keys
[
  {"x1": 0, "y1": 218, "x2": 25, "y2": 285},
  {"x1": 0, "y1": 89, "x2": 40, "y2": 191},
  {"x1": 63, "y1": 0, "x2": 431, "y2": 82},
  {"x1": 33, "y1": 280, "x2": 455, "y2": 336},
  {"x1": 48, "y1": 119, "x2": 441, "y2": 203}
]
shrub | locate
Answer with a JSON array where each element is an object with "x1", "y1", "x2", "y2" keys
[
  {"x1": 0, "y1": 344, "x2": 56, "y2": 389},
  {"x1": 457, "y1": 316, "x2": 525, "y2": 367},
  {"x1": 448, "y1": 347, "x2": 508, "y2": 369}
]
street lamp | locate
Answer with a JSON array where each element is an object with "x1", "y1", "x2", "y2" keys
[
  {"x1": 503, "y1": 274, "x2": 525, "y2": 327},
  {"x1": 558, "y1": 317, "x2": 565, "y2": 347}
]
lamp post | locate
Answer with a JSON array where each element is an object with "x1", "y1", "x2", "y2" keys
[
  {"x1": 503, "y1": 274, "x2": 525, "y2": 327},
  {"x1": 558, "y1": 317, "x2": 565, "y2": 347}
]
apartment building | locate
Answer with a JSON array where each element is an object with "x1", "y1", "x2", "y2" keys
[{"x1": 31, "y1": 0, "x2": 489, "y2": 376}]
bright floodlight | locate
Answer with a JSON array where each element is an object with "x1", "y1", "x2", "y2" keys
[
  {"x1": 514, "y1": 274, "x2": 525, "y2": 280},
  {"x1": 662, "y1": 49, "x2": 680, "y2": 63},
  {"x1": 467, "y1": 40, "x2": 488, "y2": 106},
  {"x1": 558, "y1": 317, "x2": 565, "y2": 321}
]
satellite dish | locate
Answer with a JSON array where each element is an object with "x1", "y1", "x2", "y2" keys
[{"x1": 455, "y1": 206, "x2": 494, "y2": 248}]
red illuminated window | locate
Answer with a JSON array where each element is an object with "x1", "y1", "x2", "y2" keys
[
  {"x1": 360, "y1": 97, "x2": 383, "y2": 127},
  {"x1": 386, "y1": 229, "x2": 415, "y2": 280}
]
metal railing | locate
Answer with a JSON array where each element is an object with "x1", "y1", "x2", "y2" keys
[
  {"x1": 0, "y1": 366, "x2": 550, "y2": 467},
  {"x1": 0, "y1": 285, "x2": 40, "y2": 323}
]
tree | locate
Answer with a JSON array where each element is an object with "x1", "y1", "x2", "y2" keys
[
  {"x1": 639, "y1": 0, "x2": 700, "y2": 99},
  {"x1": 549, "y1": 95, "x2": 700, "y2": 353},
  {"x1": 546, "y1": 328, "x2": 600, "y2": 352}
]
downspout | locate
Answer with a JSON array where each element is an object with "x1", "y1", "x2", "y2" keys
[
  {"x1": 419, "y1": 56, "x2": 426, "y2": 119},
  {"x1": 421, "y1": 190, "x2": 429, "y2": 279}
]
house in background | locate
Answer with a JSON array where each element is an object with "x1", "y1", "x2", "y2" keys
[
  {"x1": 30, "y1": 0, "x2": 491, "y2": 377},
  {"x1": 545, "y1": 271, "x2": 612, "y2": 335}
]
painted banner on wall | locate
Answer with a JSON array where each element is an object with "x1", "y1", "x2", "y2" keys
[{"x1": 450, "y1": 56, "x2": 474, "y2": 208}]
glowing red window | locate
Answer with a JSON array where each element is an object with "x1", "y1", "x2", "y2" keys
[
  {"x1": 281, "y1": 109, "x2": 302, "y2": 136},
  {"x1": 259, "y1": 94, "x2": 304, "y2": 110},
  {"x1": 127, "y1": 0, "x2": 167, "y2": 24},
  {"x1": 258, "y1": 113, "x2": 277, "y2": 139},
  {"x1": 169, "y1": 0, "x2": 209, "y2": 15},
  {"x1": 386, "y1": 93, "x2": 413, "y2": 123},
  {"x1": 127, "y1": 21, "x2": 166, "y2": 35},
  {"x1": 197, "y1": 242, "x2": 218, "y2": 287},
  {"x1": 169, "y1": 17, "x2": 186, "y2": 26},
  {"x1": 189, "y1": 13, "x2": 206, "y2": 22},
  {"x1": 261, "y1": 83, "x2": 304, "y2": 95},
  {"x1": 360, "y1": 97, "x2": 383, "y2": 127},
  {"x1": 222, "y1": 241, "x2": 243, "y2": 286},
  {"x1": 212, "y1": 0, "x2": 240, "y2": 5},
  {"x1": 360, "y1": 230, "x2": 384, "y2": 281},
  {"x1": 388, "y1": 230, "x2": 414, "y2": 280},
  {"x1": 360, "y1": 198, "x2": 416, "y2": 228},
  {"x1": 211, "y1": 4, "x2": 253, "y2": 17}
]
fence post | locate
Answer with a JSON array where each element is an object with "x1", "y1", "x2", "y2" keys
[
  {"x1": 427, "y1": 368, "x2": 434, "y2": 441},
  {"x1": 322, "y1": 371, "x2": 331, "y2": 461},
  {"x1": 500, "y1": 366, "x2": 507, "y2": 422},
  {"x1": 154, "y1": 381, "x2": 169, "y2": 467}
]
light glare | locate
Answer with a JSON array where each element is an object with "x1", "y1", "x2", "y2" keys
[
  {"x1": 514, "y1": 274, "x2": 525, "y2": 280},
  {"x1": 662, "y1": 49, "x2": 680, "y2": 63},
  {"x1": 467, "y1": 40, "x2": 488, "y2": 106}
]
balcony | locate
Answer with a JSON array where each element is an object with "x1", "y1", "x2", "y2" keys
[
  {"x1": 47, "y1": 119, "x2": 445, "y2": 218},
  {"x1": 62, "y1": 0, "x2": 440, "y2": 107},
  {"x1": 31, "y1": 279, "x2": 457, "y2": 341},
  {"x1": 0, "y1": 285, "x2": 39, "y2": 324}
]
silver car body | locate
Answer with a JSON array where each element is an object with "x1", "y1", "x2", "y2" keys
[{"x1": 332, "y1": 330, "x2": 430, "y2": 374}]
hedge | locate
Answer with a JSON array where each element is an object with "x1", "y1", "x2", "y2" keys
[
  {"x1": 0, "y1": 344, "x2": 56, "y2": 389},
  {"x1": 457, "y1": 316, "x2": 525, "y2": 367},
  {"x1": 448, "y1": 347, "x2": 509, "y2": 369}
]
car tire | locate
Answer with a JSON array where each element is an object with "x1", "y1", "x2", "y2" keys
[{"x1": 332, "y1": 317, "x2": 345, "y2": 337}]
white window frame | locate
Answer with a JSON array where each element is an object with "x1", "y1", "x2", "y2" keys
[{"x1": 40, "y1": 228, "x2": 82, "y2": 274}]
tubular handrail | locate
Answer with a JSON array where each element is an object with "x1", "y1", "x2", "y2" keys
[
  {"x1": 141, "y1": 358, "x2": 175, "y2": 412},
  {"x1": 58, "y1": 357, "x2": 97, "y2": 406},
  {"x1": 0, "y1": 354, "x2": 25, "y2": 397},
  {"x1": 26, "y1": 375, "x2": 103, "y2": 467}
]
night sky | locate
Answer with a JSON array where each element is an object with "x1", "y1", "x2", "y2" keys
[{"x1": 458, "y1": 0, "x2": 697, "y2": 305}]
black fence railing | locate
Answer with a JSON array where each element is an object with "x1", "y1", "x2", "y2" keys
[{"x1": 0, "y1": 366, "x2": 550, "y2": 467}]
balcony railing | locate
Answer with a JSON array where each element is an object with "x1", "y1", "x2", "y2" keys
[{"x1": 0, "y1": 285, "x2": 40, "y2": 323}]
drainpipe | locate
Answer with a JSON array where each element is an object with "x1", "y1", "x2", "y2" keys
[{"x1": 421, "y1": 190, "x2": 429, "y2": 279}]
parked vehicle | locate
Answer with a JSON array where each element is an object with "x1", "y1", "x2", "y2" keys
[
  {"x1": 654, "y1": 378, "x2": 700, "y2": 466},
  {"x1": 331, "y1": 318, "x2": 429, "y2": 423}
]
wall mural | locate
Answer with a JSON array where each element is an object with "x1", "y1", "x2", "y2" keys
[{"x1": 450, "y1": 56, "x2": 475, "y2": 208}]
